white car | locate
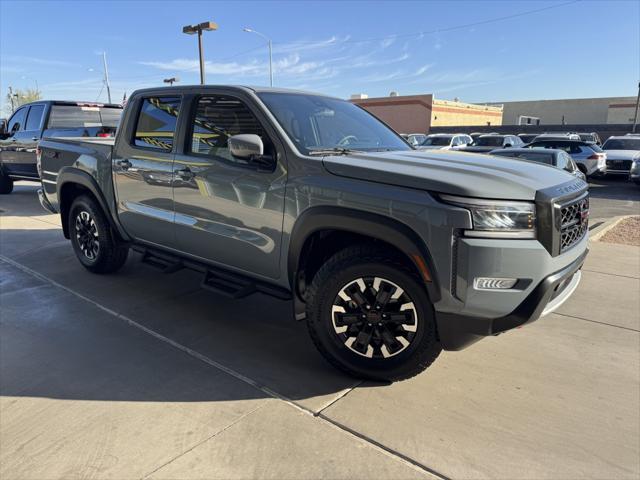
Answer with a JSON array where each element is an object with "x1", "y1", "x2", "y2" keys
[
  {"x1": 601, "y1": 136, "x2": 640, "y2": 176},
  {"x1": 416, "y1": 133, "x2": 472, "y2": 150},
  {"x1": 402, "y1": 133, "x2": 428, "y2": 147}
]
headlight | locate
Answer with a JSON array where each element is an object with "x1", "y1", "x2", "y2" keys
[{"x1": 440, "y1": 194, "x2": 536, "y2": 239}]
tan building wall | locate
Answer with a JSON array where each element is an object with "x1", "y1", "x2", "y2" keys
[
  {"x1": 491, "y1": 96, "x2": 636, "y2": 125},
  {"x1": 350, "y1": 94, "x2": 503, "y2": 133},
  {"x1": 431, "y1": 98, "x2": 503, "y2": 127},
  {"x1": 351, "y1": 94, "x2": 433, "y2": 133},
  {"x1": 607, "y1": 101, "x2": 638, "y2": 124}
]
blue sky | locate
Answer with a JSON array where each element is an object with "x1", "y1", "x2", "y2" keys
[{"x1": 1, "y1": 0, "x2": 638, "y2": 113}]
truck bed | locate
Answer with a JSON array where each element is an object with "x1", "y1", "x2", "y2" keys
[{"x1": 38, "y1": 136, "x2": 116, "y2": 214}]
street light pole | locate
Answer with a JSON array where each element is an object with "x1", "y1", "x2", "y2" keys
[
  {"x1": 243, "y1": 28, "x2": 273, "y2": 87},
  {"x1": 102, "y1": 52, "x2": 112, "y2": 104},
  {"x1": 632, "y1": 81, "x2": 640, "y2": 134},
  {"x1": 183, "y1": 21, "x2": 218, "y2": 85}
]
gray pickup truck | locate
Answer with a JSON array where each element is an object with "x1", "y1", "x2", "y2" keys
[{"x1": 37, "y1": 86, "x2": 589, "y2": 381}]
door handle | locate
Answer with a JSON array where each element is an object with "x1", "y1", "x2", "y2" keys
[
  {"x1": 175, "y1": 167, "x2": 194, "y2": 180},
  {"x1": 119, "y1": 159, "x2": 132, "y2": 170}
]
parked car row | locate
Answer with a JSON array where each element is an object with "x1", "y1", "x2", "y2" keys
[{"x1": 409, "y1": 130, "x2": 640, "y2": 182}]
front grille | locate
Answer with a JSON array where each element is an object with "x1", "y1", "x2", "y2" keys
[
  {"x1": 606, "y1": 160, "x2": 632, "y2": 171},
  {"x1": 559, "y1": 195, "x2": 589, "y2": 252}
]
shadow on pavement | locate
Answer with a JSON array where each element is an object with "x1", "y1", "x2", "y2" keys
[{"x1": 1, "y1": 241, "x2": 361, "y2": 410}]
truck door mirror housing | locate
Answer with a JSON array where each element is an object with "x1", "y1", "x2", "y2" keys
[{"x1": 228, "y1": 134, "x2": 264, "y2": 160}]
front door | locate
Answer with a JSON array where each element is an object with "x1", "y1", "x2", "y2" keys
[
  {"x1": 0, "y1": 106, "x2": 28, "y2": 176},
  {"x1": 172, "y1": 93, "x2": 287, "y2": 279},
  {"x1": 11, "y1": 103, "x2": 46, "y2": 178},
  {"x1": 113, "y1": 95, "x2": 182, "y2": 248}
]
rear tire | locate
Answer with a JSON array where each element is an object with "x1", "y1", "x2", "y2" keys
[
  {"x1": 306, "y1": 245, "x2": 441, "y2": 382},
  {"x1": 0, "y1": 172, "x2": 13, "y2": 194},
  {"x1": 68, "y1": 195, "x2": 128, "y2": 274}
]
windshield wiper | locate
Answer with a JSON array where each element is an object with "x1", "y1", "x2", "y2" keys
[{"x1": 307, "y1": 147, "x2": 361, "y2": 156}]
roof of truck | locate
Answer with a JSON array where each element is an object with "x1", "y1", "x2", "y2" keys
[
  {"x1": 14, "y1": 100, "x2": 123, "y2": 108},
  {"x1": 130, "y1": 85, "x2": 338, "y2": 98}
]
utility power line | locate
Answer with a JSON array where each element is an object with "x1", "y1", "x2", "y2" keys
[{"x1": 274, "y1": 0, "x2": 582, "y2": 46}]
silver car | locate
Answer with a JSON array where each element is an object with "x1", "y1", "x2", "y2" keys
[
  {"x1": 525, "y1": 139, "x2": 606, "y2": 177},
  {"x1": 417, "y1": 133, "x2": 472, "y2": 150},
  {"x1": 490, "y1": 148, "x2": 587, "y2": 182},
  {"x1": 601, "y1": 136, "x2": 640, "y2": 176}
]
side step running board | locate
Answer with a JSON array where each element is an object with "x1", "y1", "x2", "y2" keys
[
  {"x1": 201, "y1": 270, "x2": 257, "y2": 298},
  {"x1": 140, "y1": 249, "x2": 184, "y2": 273},
  {"x1": 133, "y1": 245, "x2": 291, "y2": 301}
]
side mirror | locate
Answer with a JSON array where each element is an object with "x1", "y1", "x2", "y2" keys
[
  {"x1": 228, "y1": 134, "x2": 264, "y2": 160},
  {"x1": 504, "y1": 143, "x2": 512, "y2": 148}
]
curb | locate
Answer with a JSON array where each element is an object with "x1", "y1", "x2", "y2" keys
[{"x1": 590, "y1": 215, "x2": 631, "y2": 242}]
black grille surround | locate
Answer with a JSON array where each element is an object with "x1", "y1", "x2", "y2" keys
[{"x1": 535, "y1": 179, "x2": 589, "y2": 257}]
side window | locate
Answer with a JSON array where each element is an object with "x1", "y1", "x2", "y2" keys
[
  {"x1": 133, "y1": 96, "x2": 181, "y2": 151},
  {"x1": 571, "y1": 145, "x2": 583, "y2": 154},
  {"x1": 188, "y1": 95, "x2": 271, "y2": 163},
  {"x1": 25, "y1": 104, "x2": 45, "y2": 131},
  {"x1": 7, "y1": 107, "x2": 27, "y2": 133},
  {"x1": 556, "y1": 152, "x2": 568, "y2": 170}
]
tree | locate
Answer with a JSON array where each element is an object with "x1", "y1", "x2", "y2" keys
[{"x1": 5, "y1": 87, "x2": 42, "y2": 115}]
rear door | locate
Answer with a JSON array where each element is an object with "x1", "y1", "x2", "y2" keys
[{"x1": 112, "y1": 95, "x2": 182, "y2": 248}]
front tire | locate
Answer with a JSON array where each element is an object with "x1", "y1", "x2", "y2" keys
[
  {"x1": 68, "y1": 195, "x2": 128, "y2": 274},
  {"x1": 306, "y1": 246, "x2": 441, "y2": 382},
  {"x1": 0, "y1": 172, "x2": 13, "y2": 194}
]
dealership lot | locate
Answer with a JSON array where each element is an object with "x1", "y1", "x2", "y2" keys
[{"x1": 1, "y1": 182, "x2": 639, "y2": 479}]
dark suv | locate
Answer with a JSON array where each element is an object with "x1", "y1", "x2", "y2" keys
[{"x1": 0, "y1": 101, "x2": 122, "y2": 194}]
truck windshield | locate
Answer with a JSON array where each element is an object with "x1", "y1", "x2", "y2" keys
[
  {"x1": 47, "y1": 105, "x2": 122, "y2": 129},
  {"x1": 257, "y1": 92, "x2": 409, "y2": 155}
]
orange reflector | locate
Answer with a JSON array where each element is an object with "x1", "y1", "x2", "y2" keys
[{"x1": 412, "y1": 254, "x2": 432, "y2": 282}]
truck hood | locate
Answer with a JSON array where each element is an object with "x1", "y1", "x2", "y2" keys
[
  {"x1": 602, "y1": 150, "x2": 640, "y2": 161},
  {"x1": 322, "y1": 149, "x2": 577, "y2": 201}
]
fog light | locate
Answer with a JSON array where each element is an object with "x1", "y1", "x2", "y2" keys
[{"x1": 474, "y1": 277, "x2": 518, "y2": 290}]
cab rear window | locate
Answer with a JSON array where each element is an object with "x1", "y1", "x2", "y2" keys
[
  {"x1": 48, "y1": 105, "x2": 122, "y2": 128},
  {"x1": 133, "y1": 97, "x2": 181, "y2": 151}
]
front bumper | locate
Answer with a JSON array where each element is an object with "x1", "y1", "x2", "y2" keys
[
  {"x1": 38, "y1": 188, "x2": 57, "y2": 214},
  {"x1": 436, "y1": 247, "x2": 587, "y2": 350}
]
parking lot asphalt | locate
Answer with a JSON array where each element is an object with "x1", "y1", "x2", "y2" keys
[{"x1": 1, "y1": 182, "x2": 639, "y2": 479}]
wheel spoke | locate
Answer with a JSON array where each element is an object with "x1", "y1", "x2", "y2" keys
[
  {"x1": 335, "y1": 312, "x2": 362, "y2": 327},
  {"x1": 353, "y1": 327, "x2": 373, "y2": 354}
]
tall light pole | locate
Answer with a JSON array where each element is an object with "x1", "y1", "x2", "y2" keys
[
  {"x1": 102, "y1": 52, "x2": 112, "y2": 104},
  {"x1": 243, "y1": 27, "x2": 273, "y2": 87},
  {"x1": 632, "y1": 81, "x2": 640, "y2": 134},
  {"x1": 183, "y1": 21, "x2": 218, "y2": 85}
]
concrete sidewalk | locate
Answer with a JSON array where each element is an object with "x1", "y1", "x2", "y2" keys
[{"x1": 1, "y1": 184, "x2": 639, "y2": 479}]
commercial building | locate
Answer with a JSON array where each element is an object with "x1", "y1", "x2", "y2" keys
[
  {"x1": 350, "y1": 94, "x2": 503, "y2": 133},
  {"x1": 491, "y1": 96, "x2": 637, "y2": 125}
]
